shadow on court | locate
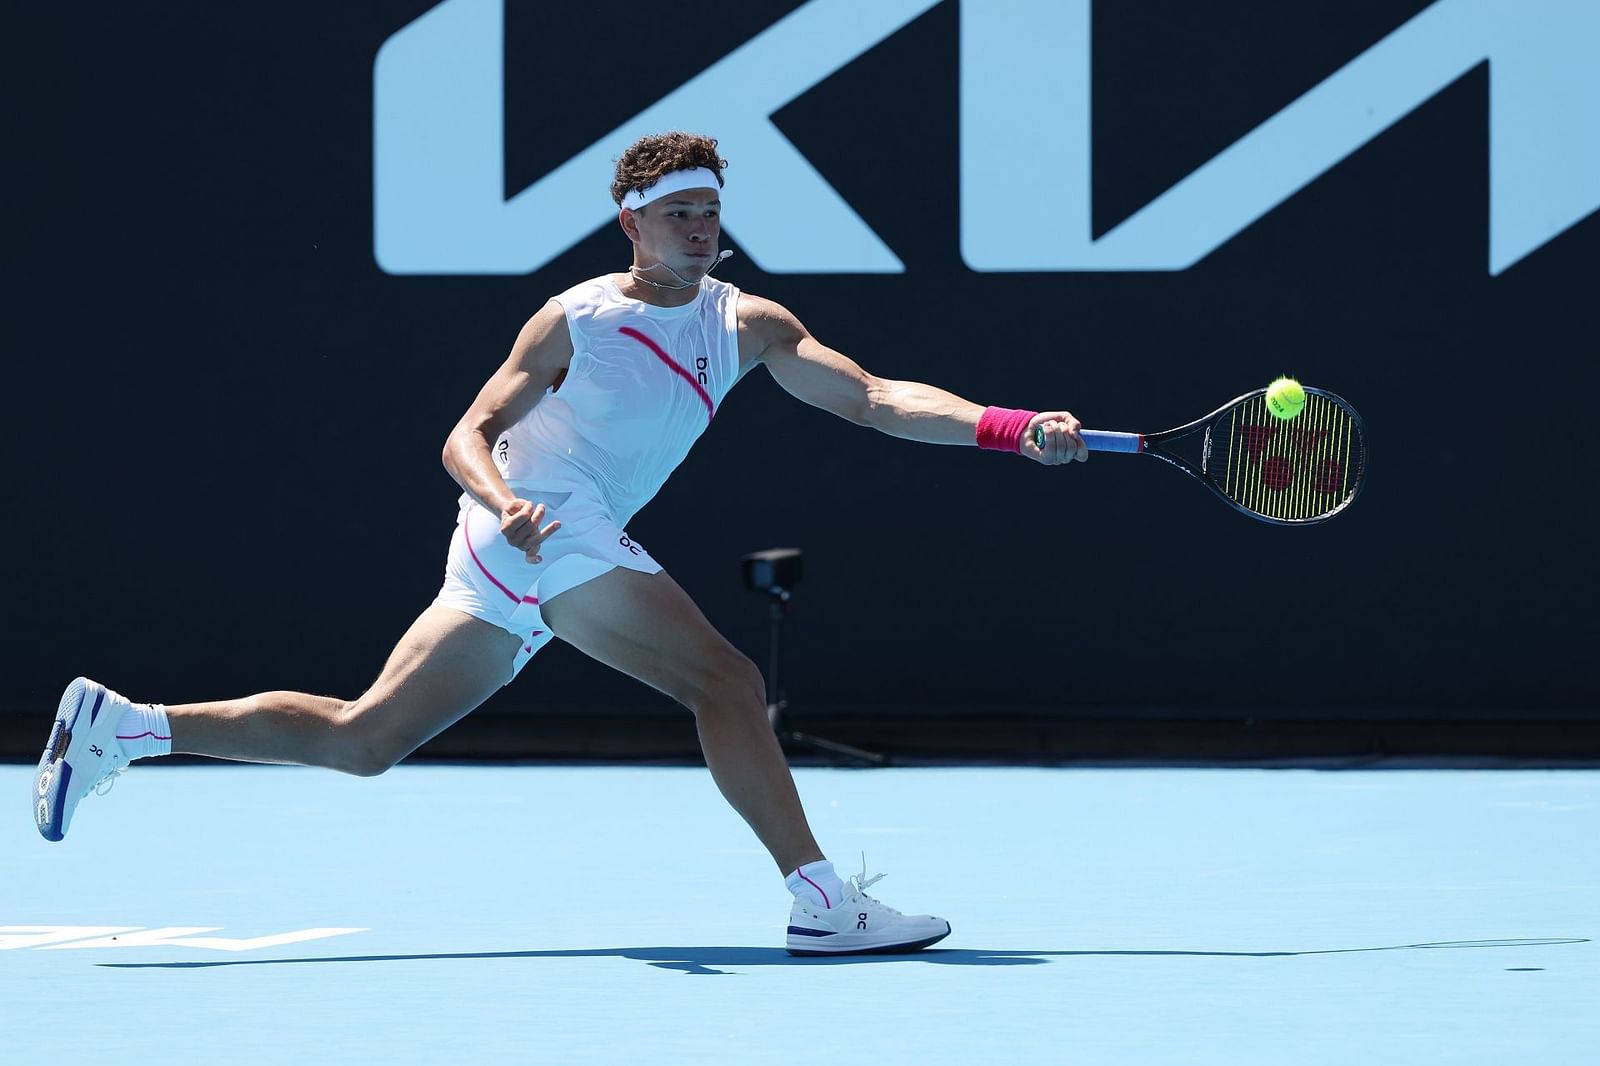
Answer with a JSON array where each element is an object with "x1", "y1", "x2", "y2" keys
[{"x1": 98, "y1": 938, "x2": 1587, "y2": 976}]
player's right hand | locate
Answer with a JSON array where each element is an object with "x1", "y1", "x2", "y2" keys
[
  {"x1": 500, "y1": 499, "x2": 561, "y2": 563},
  {"x1": 1023, "y1": 410, "x2": 1087, "y2": 465}
]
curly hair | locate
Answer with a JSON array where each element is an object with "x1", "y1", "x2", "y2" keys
[{"x1": 611, "y1": 131, "x2": 727, "y2": 207}]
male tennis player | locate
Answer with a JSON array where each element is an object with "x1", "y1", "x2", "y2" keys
[{"x1": 34, "y1": 131, "x2": 1085, "y2": 955}]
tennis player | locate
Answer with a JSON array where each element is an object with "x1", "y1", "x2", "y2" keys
[{"x1": 34, "y1": 131, "x2": 1086, "y2": 956}]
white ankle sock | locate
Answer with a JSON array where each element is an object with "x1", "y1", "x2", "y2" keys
[
  {"x1": 786, "y1": 859, "x2": 845, "y2": 909},
  {"x1": 116, "y1": 703, "x2": 172, "y2": 761}
]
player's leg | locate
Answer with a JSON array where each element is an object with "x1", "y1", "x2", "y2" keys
[
  {"x1": 166, "y1": 605, "x2": 521, "y2": 775},
  {"x1": 34, "y1": 606, "x2": 519, "y2": 841},
  {"x1": 541, "y1": 565, "x2": 951, "y2": 955},
  {"x1": 539, "y1": 565, "x2": 822, "y2": 875}
]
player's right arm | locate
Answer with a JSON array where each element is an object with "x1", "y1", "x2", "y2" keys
[{"x1": 442, "y1": 300, "x2": 574, "y2": 560}]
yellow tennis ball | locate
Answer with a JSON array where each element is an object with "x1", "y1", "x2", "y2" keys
[{"x1": 1265, "y1": 376, "x2": 1306, "y2": 420}]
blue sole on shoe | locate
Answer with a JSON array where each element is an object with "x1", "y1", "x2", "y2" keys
[
  {"x1": 785, "y1": 924, "x2": 951, "y2": 957},
  {"x1": 34, "y1": 679, "x2": 92, "y2": 842}
]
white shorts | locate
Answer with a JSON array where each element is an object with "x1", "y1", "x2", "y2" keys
[{"x1": 431, "y1": 485, "x2": 663, "y2": 681}]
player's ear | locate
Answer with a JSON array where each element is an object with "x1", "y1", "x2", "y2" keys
[{"x1": 618, "y1": 207, "x2": 641, "y2": 243}]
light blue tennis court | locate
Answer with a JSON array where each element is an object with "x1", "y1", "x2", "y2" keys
[{"x1": 5, "y1": 764, "x2": 1595, "y2": 1064}]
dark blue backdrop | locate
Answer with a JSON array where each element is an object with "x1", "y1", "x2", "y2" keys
[{"x1": 9, "y1": 1, "x2": 1595, "y2": 735}]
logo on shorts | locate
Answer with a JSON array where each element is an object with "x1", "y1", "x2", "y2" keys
[{"x1": 618, "y1": 535, "x2": 643, "y2": 557}]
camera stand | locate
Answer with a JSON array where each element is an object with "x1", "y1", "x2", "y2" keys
[{"x1": 741, "y1": 548, "x2": 887, "y2": 767}]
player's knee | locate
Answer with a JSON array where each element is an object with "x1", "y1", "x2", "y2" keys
[
  {"x1": 342, "y1": 746, "x2": 401, "y2": 778},
  {"x1": 684, "y1": 653, "x2": 767, "y2": 720},
  {"x1": 331, "y1": 704, "x2": 411, "y2": 777}
]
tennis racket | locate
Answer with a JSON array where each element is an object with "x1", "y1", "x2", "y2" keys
[{"x1": 1035, "y1": 387, "x2": 1367, "y2": 525}]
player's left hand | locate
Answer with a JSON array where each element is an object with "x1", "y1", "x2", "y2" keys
[
  {"x1": 1023, "y1": 411, "x2": 1087, "y2": 465},
  {"x1": 500, "y1": 498, "x2": 561, "y2": 563}
]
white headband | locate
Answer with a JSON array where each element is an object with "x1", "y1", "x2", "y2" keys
[{"x1": 622, "y1": 166, "x2": 722, "y2": 211}]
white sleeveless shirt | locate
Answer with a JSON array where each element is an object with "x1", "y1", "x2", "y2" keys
[{"x1": 491, "y1": 274, "x2": 743, "y2": 526}]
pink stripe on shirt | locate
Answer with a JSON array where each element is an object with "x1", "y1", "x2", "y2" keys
[{"x1": 618, "y1": 326, "x2": 715, "y2": 423}]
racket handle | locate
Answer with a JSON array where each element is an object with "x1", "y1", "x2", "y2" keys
[
  {"x1": 1082, "y1": 430, "x2": 1143, "y2": 453},
  {"x1": 1031, "y1": 427, "x2": 1144, "y2": 453}
]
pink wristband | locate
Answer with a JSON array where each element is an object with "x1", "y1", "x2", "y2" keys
[{"x1": 976, "y1": 406, "x2": 1038, "y2": 453}]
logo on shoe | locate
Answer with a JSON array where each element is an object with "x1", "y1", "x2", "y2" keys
[
  {"x1": 857, "y1": 912, "x2": 869, "y2": 930},
  {"x1": 36, "y1": 798, "x2": 49, "y2": 826},
  {"x1": 90, "y1": 745, "x2": 104, "y2": 758},
  {"x1": 37, "y1": 767, "x2": 53, "y2": 796}
]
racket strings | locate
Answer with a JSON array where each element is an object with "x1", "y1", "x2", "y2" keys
[{"x1": 1216, "y1": 392, "x2": 1363, "y2": 521}]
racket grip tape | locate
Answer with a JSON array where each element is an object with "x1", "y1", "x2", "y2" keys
[{"x1": 1031, "y1": 426, "x2": 1143, "y2": 453}]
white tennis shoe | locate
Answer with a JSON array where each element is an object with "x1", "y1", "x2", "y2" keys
[
  {"x1": 34, "y1": 677, "x2": 132, "y2": 842},
  {"x1": 785, "y1": 863, "x2": 951, "y2": 956}
]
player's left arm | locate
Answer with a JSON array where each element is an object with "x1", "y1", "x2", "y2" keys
[{"x1": 740, "y1": 295, "x2": 1084, "y2": 464}]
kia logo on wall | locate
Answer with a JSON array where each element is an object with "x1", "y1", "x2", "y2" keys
[{"x1": 373, "y1": 0, "x2": 1599, "y2": 276}]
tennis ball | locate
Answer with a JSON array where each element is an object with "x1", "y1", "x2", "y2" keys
[{"x1": 1265, "y1": 376, "x2": 1306, "y2": 420}]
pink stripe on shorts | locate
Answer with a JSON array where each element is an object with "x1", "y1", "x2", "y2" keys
[{"x1": 431, "y1": 486, "x2": 663, "y2": 681}]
